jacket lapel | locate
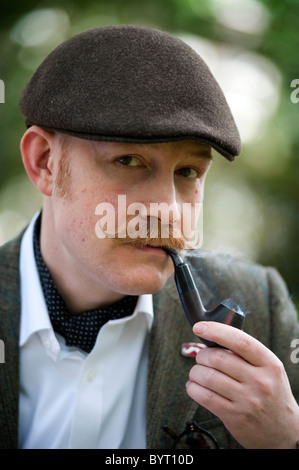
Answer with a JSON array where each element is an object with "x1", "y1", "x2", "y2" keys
[
  {"x1": 147, "y1": 270, "x2": 215, "y2": 448},
  {"x1": 0, "y1": 236, "x2": 22, "y2": 449}
]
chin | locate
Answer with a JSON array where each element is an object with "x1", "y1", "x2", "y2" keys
[{"x1": 117, "y1": 270, "x2": 171, "y2": 296}]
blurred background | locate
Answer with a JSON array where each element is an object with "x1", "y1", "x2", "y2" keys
[{"x1": 0, "y1": 0, "x2": 298, "y2": 309}]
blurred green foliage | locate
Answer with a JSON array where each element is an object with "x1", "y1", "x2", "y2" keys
[{"x1": 0, "y1": 0, "x2": 299, "y2": 308}]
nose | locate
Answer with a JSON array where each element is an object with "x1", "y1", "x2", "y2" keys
[{"x1": 139, "y1": 174, "x2": 181, "y2": 225}]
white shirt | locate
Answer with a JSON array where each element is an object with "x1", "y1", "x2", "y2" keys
[{"x1": 18, "y1": 214, "x2": 154, "y2": 449}]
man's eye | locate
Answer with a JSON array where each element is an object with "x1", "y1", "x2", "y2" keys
[
  {"x1": 117, "y1": 156, "x2": 142, "y2": 167},
  {"x1": 176, "y1": 167, "x2": 199, "y2": 179}
]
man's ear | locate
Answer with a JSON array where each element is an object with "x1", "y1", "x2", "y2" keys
[{"x1": 20, "y1": 125, "x2": 56, "y2": 196}]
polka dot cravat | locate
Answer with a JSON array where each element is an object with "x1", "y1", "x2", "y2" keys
[{"x1": 33, "y1": 215, "x2": 138, "y2": 353}]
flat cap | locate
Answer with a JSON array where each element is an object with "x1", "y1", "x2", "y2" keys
[{"x1": 19, "y1": 25, "x2": 241, "y2": 160}]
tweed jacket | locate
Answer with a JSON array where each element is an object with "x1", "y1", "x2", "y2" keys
[{"x1": 1, "y1": 235, "x2": 299, "y2": 449}]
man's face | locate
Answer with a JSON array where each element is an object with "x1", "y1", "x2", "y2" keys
[{"x1": 46, "y1": 137, "x2": 212, "y2": 303}]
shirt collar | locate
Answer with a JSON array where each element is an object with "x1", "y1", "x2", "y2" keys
[{"x1": 19, "y1": 212, "x2": 53, "y2": 347}]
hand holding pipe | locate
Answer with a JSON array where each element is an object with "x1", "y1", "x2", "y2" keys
[{"x1": 163, "y1": 247, "x2": 245, "y2": 347}]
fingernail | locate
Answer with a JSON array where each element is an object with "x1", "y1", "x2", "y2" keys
[
  {"x1": 185, "y1": 380, "x2": 191, "y2": 390},
  {"x1": 193, "y1": 322, "x2": 208, "y2": 335}
]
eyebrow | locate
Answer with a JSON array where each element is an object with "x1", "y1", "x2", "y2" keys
[
  {"x1": 106, "y1": 141, "x2": 214, "y2": 161},
  {"x1": 190, "y1": 150, "x2": 213, "y2": 160},
  {"x1": 138, "y1": 142, "x2": 213, "y2": 153}
]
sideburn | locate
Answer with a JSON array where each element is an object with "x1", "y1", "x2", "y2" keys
[{"x1": 55, "y1": 151, "x2": 71, "y2": 198}]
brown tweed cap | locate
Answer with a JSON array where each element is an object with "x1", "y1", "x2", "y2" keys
[{"x1": 19, "y1": 25, "x2": 241, "y2": 161}]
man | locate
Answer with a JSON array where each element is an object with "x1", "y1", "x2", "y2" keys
[{"x1": 1, "y1": 25, "x2": 299, "y2": 449}]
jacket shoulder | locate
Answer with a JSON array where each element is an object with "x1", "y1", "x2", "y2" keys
[
  {"x1": 0, "y1": 234, "x2": 23, "y2": 449},
  {"x1": 187, "y1": 249, "x2": 290, "y2": 305},
  {"x1": 0, "y1": 234, "x2": 23, "y2": 295},
  {"x1": 185, "y1": 250, "x2": 298, "y2": 355},
  {"x1": 187, "y1": 249, "x2": 270, "y2": 280}
]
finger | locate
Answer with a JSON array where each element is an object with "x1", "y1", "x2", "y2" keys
[
  {"x1": 193, "y1": 321, "x2": 274, "y2": 367},
  {"x1": 195, "y1": 346, "x2": 255, "y2": 383},
  {"x1": 186, "y1": 379, "x2": 233, "y2": 419},
  {"x1": 189, "y1": 363, "x2": 242, "y2": 401}
]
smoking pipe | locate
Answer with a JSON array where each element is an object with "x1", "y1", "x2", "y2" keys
[{"x1": 163, "y1": 247, "x2": 245, "y2": 347}]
